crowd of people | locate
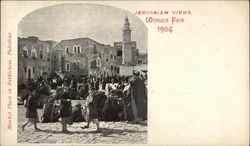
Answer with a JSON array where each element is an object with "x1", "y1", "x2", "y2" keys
[{"x1": 20, "y1": 70, "x2": 147, "y2": 133}]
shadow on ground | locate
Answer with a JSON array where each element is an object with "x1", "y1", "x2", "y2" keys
[{"x1": 36, "y1": 127, "x2": 146, "y2": 136}]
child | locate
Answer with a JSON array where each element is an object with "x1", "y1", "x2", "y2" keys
[
  {"x1": 60, "y1": 98, "x2": 72, "y2": 133},
  {"x1": 81, "y1": 86, "x2": 101, "y2": 133},
  {"x1": 22, "y1": 87, "x2": 40, "y2": 131}
]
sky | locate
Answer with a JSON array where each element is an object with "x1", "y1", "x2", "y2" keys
[{"x1": 18, "y1": 4, "x2": 147, "y2": 53}]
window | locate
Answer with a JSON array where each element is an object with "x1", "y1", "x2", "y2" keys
[
  {"x1": 65, "y1": 46, "x2": 69, "y2": 53},
  {"x1": 77, "y1": 46, "x2": 81, "y2": 53},
  {"x1": 40, "y1": 51, "x2": 43, "y2": 59},
  {"x1": 106, "y1": 58, "x2": 108, "y2": 62},
  {"x1": 23, "y1": 47, "x2": 29, "y2": 58},
  {"x1": 111, "y1": 65, "x2": 113, "y2": 71},
  {"x1": 117, "y1": 67, "x2": 120, "y2": 73},
  {"x1": 32, "y1": 52, "x2": 37, "y2": 59},
  {"x1": 96, "y1": 57, "x2": 101, "y2": 67},
  {"x1": 31, "y1": 48, "x2": 37, "y2": 59},
  {"x1": 110, "y1": 54, "x2": 113, "y2": 59},
  {"x1": 23, "y1": 50, "x2": 28, "y2": 58},
  {"x1": 33, "y1": 67, "x2": 35, "y2": 73},
  {"x1": 66, "y1": 63, "x2": 70, "y2": 71},
  {"x1": 23, "y1": 50, "x2": 28, "y2": 57},
  {"x1": 117, "y1": 50, "x2": 122, "y2": 56},
  {"x1": 74, "y1": 46, "x2": 77, "y2": 53},
  {"x1": 24, "y1": 66, "x2": 27, "y2": 72}
]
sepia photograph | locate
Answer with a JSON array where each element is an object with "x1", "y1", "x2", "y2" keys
[
  {"x1": 1, "y1": 1, "x2": 248, "y2": 145},
  {"x1": 17, "y1": 3, "x2": 148, "y2": 144}
]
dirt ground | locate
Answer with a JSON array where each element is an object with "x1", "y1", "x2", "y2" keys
[{"x1": 17, "y1": 105, "x2": 147, "y2": 144}]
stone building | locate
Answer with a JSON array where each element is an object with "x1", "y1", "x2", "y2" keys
[
  {"x1": 52, "y1": 16, "x2": 142, "y2": 79},
  {"x1": 18, "y1": 36, "x2": 56, "y2": 84},
  {"x1": 18, "y1": 16, "x2": 146, "y2": 82},
  {"x1": 53, "y1": 38, "x2": 120, "y2": 79}
]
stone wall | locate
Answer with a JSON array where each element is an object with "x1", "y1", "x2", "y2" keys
[{"x1": 18, "y1": 37, "x2": 54, "y2": 84}]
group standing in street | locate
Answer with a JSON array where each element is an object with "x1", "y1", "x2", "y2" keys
[{"x1": 20, "y1": 70, "x2": 147, "y2": 133}]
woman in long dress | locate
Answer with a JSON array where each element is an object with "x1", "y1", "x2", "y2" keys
[{"x1": 22, "y1": 88, "x2": 41, "y2": 131}]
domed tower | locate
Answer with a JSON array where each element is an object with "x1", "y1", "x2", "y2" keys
[{"x1": 123, "y1": 15, "x2": 131, "y2": 43}]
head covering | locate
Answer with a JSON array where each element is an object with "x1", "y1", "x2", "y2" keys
[{"x1": 133, "y1": 70, "x2": 140, "y2": 76}]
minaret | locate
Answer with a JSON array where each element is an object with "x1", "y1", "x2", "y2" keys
[
  {"x1": 123, "y1": 15, "x2": 131, "y2": 43},
  {"x1": 122, "y1": 15, "x2": 132, "y2": 64}
]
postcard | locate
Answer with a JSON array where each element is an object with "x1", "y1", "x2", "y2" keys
[{"x1": 1, "y1": 1, "x2": 249, "y2": 145}]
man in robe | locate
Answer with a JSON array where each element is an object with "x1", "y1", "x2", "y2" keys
[
  {"x1": 130, "y1": 70, "x2": 147, "y2": 122},
  {"x1": 81, "y1": 85, "x2": 101, "y2": 132}
]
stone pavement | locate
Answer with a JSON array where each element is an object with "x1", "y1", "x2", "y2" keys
[{"x1": 18, "y1": 105, "x2": 147, "y2": 144}]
